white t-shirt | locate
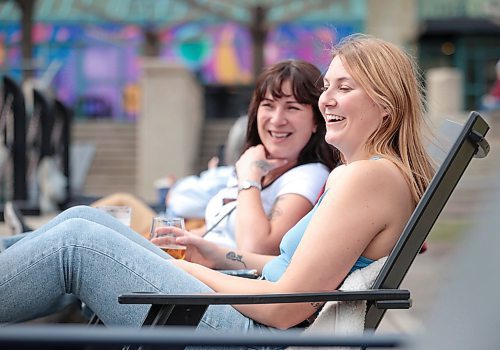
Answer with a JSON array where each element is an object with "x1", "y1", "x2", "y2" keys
[{"x1": 203, "y1": 163, "x2": 330, "y2": 248}]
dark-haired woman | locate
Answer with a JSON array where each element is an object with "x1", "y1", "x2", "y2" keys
[{"x1": 87, "y1": 59, "x2": 338, "y2": 255}]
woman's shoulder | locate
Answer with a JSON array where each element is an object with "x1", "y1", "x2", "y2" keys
[{"x1": 327, "y1": 158, "x2": 407, "y2": 194}]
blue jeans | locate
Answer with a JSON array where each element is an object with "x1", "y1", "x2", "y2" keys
[{"x1": 0, "y1": 206, "x2": 283, "y2": 347}]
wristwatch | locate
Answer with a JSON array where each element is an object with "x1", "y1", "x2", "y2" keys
[{"x1": 238, "y1": 180, "x2": 262, "y2": 193}]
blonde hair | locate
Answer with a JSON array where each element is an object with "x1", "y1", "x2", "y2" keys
[{"x1": 332, "y1": 34, "x2": 434, "y2": 204}]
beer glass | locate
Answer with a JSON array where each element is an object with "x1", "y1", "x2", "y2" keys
[{"x1": 150, "y1": 217, "x2": 186, "y2": 260}]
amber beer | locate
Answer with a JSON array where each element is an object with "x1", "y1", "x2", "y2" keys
[
  {"x1": 160, "y1": 245, "x2": 187, "y2": 260},
  {"x1": 150, "y1": 217, "x2": 187, "y2": 259}
]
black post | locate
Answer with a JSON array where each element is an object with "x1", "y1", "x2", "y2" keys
[
  {"x1": 2, "y1": 76, "x2": 27, "y2": 201},
  {"x1": 54, "y1": 99, "x2": 72, "y2": 206},
  {"x1": 250, "y1": 6, "x2": 268, "y2": 81},
  {"x1": 16, "y1": 0, "x2": 36, "y2": 82}
]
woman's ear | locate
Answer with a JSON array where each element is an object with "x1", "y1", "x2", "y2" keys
[{"x1": 381, "y1": 105, "x2": 389, "y2": 119}]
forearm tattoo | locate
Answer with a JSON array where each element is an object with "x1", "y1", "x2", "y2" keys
[
  {"x1": 254, "y1": 160, "x2": 273, "y2": 173},
  {"x1": 310, "y1": 302, "x2": 324, "y2": 311},
  {"x1": 226, "y1": 251, "x2": 247, "y2": 268},
  {"x1": 268, "y1": 198, "x2": 284, "y2": 220}
]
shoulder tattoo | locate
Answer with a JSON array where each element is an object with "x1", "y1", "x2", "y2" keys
[{"x1": 225, "y1": 251, "x2": 247, "y2": 268}]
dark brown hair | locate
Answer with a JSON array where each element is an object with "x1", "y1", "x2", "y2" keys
[{"x1": 244, "y1": 60, "x2": 339, "y2": 170}]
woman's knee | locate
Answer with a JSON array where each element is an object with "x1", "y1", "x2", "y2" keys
[
  {"x1": 50, "y1": 217, "x2": 112, "y2": 242},
  {"x1": 58, "y1": 205, "x2": 97, "y2": 220}
]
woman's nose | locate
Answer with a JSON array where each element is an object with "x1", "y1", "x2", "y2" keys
[
  {"x1": 270, "y1": 108, "x2": 287, "y2": 124},
  {"x1": 319, "y1": 90, "x2": 336, "y2": 108}
]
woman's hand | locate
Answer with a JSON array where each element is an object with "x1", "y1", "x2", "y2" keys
[
  {"x1": 235, "y1": 145, "x2": 288, "y2": 182},
  {"x1": 152, "y1": 226, "x2": 223, "y2": 269}
]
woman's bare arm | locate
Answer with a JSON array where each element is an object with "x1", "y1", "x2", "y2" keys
[
  {"x1": 235, "y1": 191, "x2": 313, "y2": 255},
  {"x1": 170, "y1": 230, "x2": 275, "y2": 274},
  {"x1": 233, "y1": 145, "x2": 314, "y2": 255}
]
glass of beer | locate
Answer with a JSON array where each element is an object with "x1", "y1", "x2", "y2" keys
[
  {"x1": 150, "y1": 217, "x2": 187, "y2": 260},
  {"x1": 97, "y1": 206, "x2": 132, "y2": 227}
]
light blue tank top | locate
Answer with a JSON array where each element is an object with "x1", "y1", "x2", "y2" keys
[{"x1": 261, "y1": 191, "x2": 374, "y2": 282}]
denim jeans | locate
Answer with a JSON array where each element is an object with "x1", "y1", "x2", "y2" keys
[
  {"x1": 0, "y1": 232, "x2": 26, "y2": 252},
  {"x1": 0, "y1": 206, "x2": 284, "y2": 348}
]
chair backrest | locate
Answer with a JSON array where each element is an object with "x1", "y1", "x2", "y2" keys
[{"x1": 365, "y1": 111, "x2": 490, "y2": 329}]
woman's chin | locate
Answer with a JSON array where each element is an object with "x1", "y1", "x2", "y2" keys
[
  {"x1": 267, "y1": 152, "x2": 295, "y2": 162},
  {"x1": 324, "y1": 134, "x2": 339, "y2": 147}
]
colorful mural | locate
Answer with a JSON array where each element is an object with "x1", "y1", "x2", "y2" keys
[{"x1": 0, "y1": 21, "x2": 359, "y2": 120}]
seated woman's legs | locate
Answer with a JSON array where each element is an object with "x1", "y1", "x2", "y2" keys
[
  {"x1": 0, "y1": 206, "x2": 167, "y2": 321},
  {"x1": 91, "y1": 192, "x2": 157, "y2": 238},
  {"x1": 6, "y1": 206, "x2": 165, "y2": 259},
  {"x1": 0, "y1": 217, "x2": 277, "y2": 336}
]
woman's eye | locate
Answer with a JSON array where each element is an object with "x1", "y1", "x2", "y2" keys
[
  {"x1": 339, "y1": 85, "x2": 351, "y2": 92},
  {"x1": 321, "y1": 86, "x2": 329, "y2": 92}
]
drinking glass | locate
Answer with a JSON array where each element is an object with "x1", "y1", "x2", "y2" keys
[
  {"x1": 150, "y1": 217, "x2": 186, "y2": 260},
  {"x1": 97, "y1": 206, "x2": 132, "y2": 227}
]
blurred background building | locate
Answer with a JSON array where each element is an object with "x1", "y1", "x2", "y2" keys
[{"x1": 0, "y1": 0, "x2": 499, "y2": 201}]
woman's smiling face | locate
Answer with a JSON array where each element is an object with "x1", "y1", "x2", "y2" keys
[
  {"x1": 257, "y1": 81, "x2": 317, "y2": 163},
  {"x1": 318, "y1": 56, "x2": 387, "y2": 161}
]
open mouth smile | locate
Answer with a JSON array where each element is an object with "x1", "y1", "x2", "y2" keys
[
  {"x1": 268, "y1": 131, "x2": 292, "y2": 139},
  {"x1": 325, "y1": 114, "x2": 346, "y2": 123}
]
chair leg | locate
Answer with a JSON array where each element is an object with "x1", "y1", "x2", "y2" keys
[{"x1": 88, "y1": 313, "x2": 103, "y2": 326}]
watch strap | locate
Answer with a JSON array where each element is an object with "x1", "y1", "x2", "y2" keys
[{"x1": 238, "y1": 180, "x2": 262, "y2": 193}]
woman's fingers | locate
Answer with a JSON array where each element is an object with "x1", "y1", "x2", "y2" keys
[
  {"x1": 153, "y1": 226, "x2": 184, "y2": 236},
  {"x1": 176, "y1": 234, "x2": 203, "y2": 247},
  {"x1": 150, "y1": 226, "x2": 197, "y2": 247},
  {"x1": 150, "y1": 235, "x2": 177, "y2": 246},
  {"x1": 236, "y1": 145, "x2": 289, "y2": 178}
]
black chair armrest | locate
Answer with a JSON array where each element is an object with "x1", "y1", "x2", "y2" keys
[
  {"x1": 119, "y1": 289, "x2": 411, "y2": 307},
  {"x1": 117, "y1": 289, "x2": 410, "y2": 327}
]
